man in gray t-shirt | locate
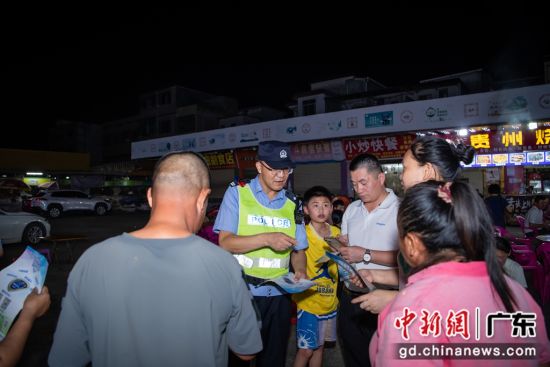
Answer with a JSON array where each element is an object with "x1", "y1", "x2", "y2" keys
[{"x1": 49, "y1": 152, "x2": 262, "y2": 367}]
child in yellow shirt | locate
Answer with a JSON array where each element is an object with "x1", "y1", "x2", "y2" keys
[{"x1": 292, "y1": 186, "x2": 339, "y2": 367}]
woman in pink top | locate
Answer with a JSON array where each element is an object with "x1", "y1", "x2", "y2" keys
[
  {"x1": 197, "y1": 207, "x2": 219, "y2": 245},
  {"x1": 370, "y1": 181, "x2": 550, "y2": 366}
]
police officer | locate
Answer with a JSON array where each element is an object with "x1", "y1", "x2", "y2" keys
[{"x1": 214, "y1": 141, "x2": 308, "y2": 367}]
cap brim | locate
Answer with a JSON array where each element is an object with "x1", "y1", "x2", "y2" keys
[{"x1": 263, "y1": 160, "x2": 296, "y2": 169}]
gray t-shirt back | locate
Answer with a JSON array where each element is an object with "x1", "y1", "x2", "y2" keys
[{"x1": 49, "y1": 233, "x2": 262, "y2": 367}]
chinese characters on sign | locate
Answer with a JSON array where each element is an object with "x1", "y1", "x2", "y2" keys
[
  {"x1": 203, "y1": 151, "x2": 236, "y2": 169},
  {"x1": 343, "y1": 134, "x2": 415, "y2": 160},
  {"x1": 536, "y1": 129, "x2": 550, "y2": 145},
  {"x1": 470, "y1": 134, "x2": 490, "y2": 149},
  {"x1": 183, "y1": 126, "x2": 550, "y2": 170},
  {"x1": 501, "y1": 131, "x2": 523, "y2": 147},
  {"x1": 469, "y1": 128, "x2": 550, "y2": 154},
  {"x1": 291, "y1": 141, "x2": 336, "y2": 163}
]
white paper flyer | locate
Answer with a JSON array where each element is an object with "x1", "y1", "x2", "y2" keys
[
  {"x1": 0, "y1": 246, "x2": 48, "y2": 340},
  {"x1": 260, "y1": 272, "x2": 316, "y2": 293}
]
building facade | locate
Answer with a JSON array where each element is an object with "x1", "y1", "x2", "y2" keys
[{"x1": 131, "y1": 72, "x2": 550, "y2": 202}]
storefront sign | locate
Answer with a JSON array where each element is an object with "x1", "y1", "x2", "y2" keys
[
  {"x1": 468, "y1": 127, "x2": 550, "y2": 153},
  {"x1": 365, "y1": 111, "x2": 393, "y2": 128},
  {"x1": 503, "y1": 165, "x2": 523, "y2": 196},
  {"x1": 291, "y1": 141, "x2": 345, "y2": 162},
  {"x1": 203, "y1": 151, "x2": 236, "y2": 170},
  {"x1": 234, "y1": 148, "x2": 257, "y2": 170},
  {"x1": 343, "y1": 134, "x2": 415, "y2": 160},
  {"x1": 465, "y1": 151, "x2": 550, "y2": 168},
  {"x1": 132, "y1": 84, "x2": 550, "y2": 159}
]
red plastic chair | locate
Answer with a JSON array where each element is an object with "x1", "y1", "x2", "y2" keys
[
  {"x1": 536, "y1": 243, "x2": 550, "y2": 269},
  {"x1": 536, "y1": 243, "x2": 550, "y2": 305},
  {"x1": 494, "y1": 226, "x2": 509, "y2": 238},
  {"x1": 509, "y1": 238, "x2": 536, "y2": 253},
  {"x1": 511, "y1": 248, "x2": 545, "y2": 301},
  {"x1": 511, "y1": 237, "x2": 535, "y2": 249},
  {"x1": 511, "y1": 249, "x2": 538, "y2": 267},
  {"x1": 511, "y1": 243, "x2": 531, "y2": 252}
]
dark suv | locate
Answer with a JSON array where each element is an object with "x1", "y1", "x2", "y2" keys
[{"x1": 27, "y1": 190, "x2": 112, "y2": 218}]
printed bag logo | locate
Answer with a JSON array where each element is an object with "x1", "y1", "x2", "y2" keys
[{"x1": 8, "y1": 279, "x2": 28, "y2": 291}]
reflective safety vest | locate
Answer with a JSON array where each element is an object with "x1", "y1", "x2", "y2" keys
[{"x1": 235, "y1": 184, "x2": 296, "y2": 279}]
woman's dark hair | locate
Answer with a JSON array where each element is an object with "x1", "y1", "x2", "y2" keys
[
  {"x1": 495, "y1": 236, "x2": 511, "y2": 254},
  {"x1": 409, "y1": 136, "x2": 475, "y2": 181},
  {"x1": 398, "y1": 180, "x2": 516, "y2": 312},
  {"x1": 331, "y1": 209, "x2": 344, "y2": 226}
]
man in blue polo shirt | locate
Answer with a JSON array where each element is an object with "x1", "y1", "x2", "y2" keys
[{"x1": 214, "y1": 140, "x2": 308, "y2": 367}]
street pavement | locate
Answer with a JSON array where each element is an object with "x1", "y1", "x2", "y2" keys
[{"x1": 1, "y1": 211, "x2": 345, "y2": 367}]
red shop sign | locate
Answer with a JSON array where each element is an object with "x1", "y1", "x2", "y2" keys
[{"x1": 343, "y1": 134, "x2": 416, "y2": 160}]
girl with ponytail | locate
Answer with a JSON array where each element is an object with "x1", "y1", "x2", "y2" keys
[{"x1": 369, "y1": 181, "x2": 550, "y2": 366}]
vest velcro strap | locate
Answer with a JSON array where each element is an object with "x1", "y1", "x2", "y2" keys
[{"x1": 234, "y1": 254, "x2": 290, "y2": 269}]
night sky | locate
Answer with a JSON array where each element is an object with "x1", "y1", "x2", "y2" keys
[{"x1": 1, "y1": 6, "x2": 548, "y2": 151}]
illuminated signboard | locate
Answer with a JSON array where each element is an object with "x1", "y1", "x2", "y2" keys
[{"x1": 464, "y1": 151, "x2": 550, "y2": 168}]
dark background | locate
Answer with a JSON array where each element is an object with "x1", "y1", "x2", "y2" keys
[{"x1": 1, "y1": 5, "x2": 548, "y2": 150}]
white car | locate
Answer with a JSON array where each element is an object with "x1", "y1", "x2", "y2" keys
[
  {"x1": 27, "y1": 190, "x2": 112, "y2": 218},
  {"x1": 0, "y1": 209, "x2": 51, "y2": 245}
]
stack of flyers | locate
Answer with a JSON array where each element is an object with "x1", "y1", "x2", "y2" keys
[
  {"x1": 0, "y1": 246, "x2": 48, "y2": 340},
  {"x1": 259, "y1": 272, "x2": 316, "y2": 294},
  {"x1": 323, "y1": 251, "x2": 375, "y2": 293}
]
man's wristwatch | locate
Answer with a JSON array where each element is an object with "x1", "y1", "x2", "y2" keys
[{"x1": 363, "y1": 248, "x2": 372, "y2": 264}]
